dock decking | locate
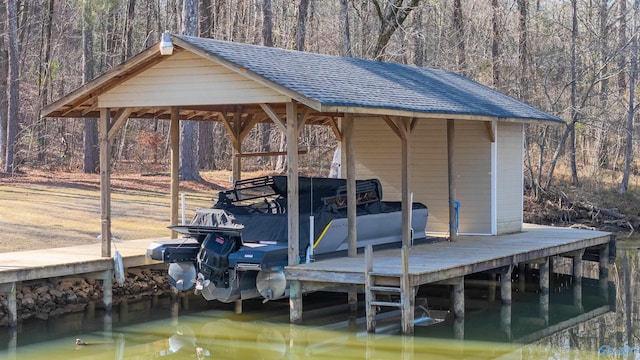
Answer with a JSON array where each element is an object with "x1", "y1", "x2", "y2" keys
[
  {"x1": 285, "y1": 224, "x2": 614, "y2": 334},
  {"x1": 0, "y1": 239, "x2": 159, "y2": 284},
  {"x1": 286, "y1": 225, "x2": 612, "y2": 285}
]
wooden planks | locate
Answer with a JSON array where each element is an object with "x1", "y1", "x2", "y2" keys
[
  {"x1": 285, "y1": 225, "x2": 612, "y2": 287},
  {"x1": 0, "y1": 239, "x2": 160, "y2": 283}
]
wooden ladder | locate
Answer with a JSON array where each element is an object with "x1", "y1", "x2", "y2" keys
[{"x1": 364, "y1": 244, "x2": 414, "y2": 334}]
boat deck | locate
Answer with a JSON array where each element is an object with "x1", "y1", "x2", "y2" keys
[{"x1": 285, "y1": 224, "x2": 613, "y2": 287}]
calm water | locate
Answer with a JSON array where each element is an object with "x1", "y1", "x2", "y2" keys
[{"x1": 0, "y1": 242, "x2": 637, "y2": 359}]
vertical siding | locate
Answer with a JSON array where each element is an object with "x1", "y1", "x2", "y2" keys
[
  {"x1": 99, "y1": 51, "x2": 288, "y2": 108},
  {"x1": 351, "y1": 117, "x2": 492, "y2": 234},
  {"x1": 496, "y1": 122, "x2": 524, "y2": 234}
]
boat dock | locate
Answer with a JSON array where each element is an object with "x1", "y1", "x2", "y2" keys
[
  {"x1": 285, "y1": 224, "x2": 614, "y2": 334},
  {"x1": 0, "y1": 239, "x2": 159, "y2": 327},
  {"x1": 0, "y1": 225, "x2": 614, "y2": 336}
]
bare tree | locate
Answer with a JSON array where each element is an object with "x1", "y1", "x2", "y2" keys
[
  {"x1": 491, "y1": 0, "x2": 500, "y2": 88},
  {"x1": 198, "y1": 0, "x2": 215, "y2": 170},
  {"x1": 453, "y1": 0, "x2": 466, "y2": 74},
  {"x1": 340, "y1": 0, "x2": 352, "y2": 57},
  {"x1": 5, "y1": 0, "x2": 19, "y2": 173},
  {"x1": 620, "y1": 0, "x2": 639, "y2": 193},
  {"x1": 262, "y1": 0, "x2": 274, "y2": 47},
  {"x1": 82, "y1": 0, "x2": 98, "y2": 173},
  {"x1": 569, "y1": 0, "x2": 578, "y2": 185},
  {"x1": 295, "y1": 0, "x2": 311, "y2": 51},
  {"x1": 0, "y1": 0, "x2": 8, "y2": 166},
  {"x1": 371, "y1": 0, "x2": 420, "y2": 60},
  {"x1": 180, "y1": 0, "x2": 201, "y2": 180}
]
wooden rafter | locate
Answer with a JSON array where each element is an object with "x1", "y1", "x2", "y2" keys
[
  {"x1": 107, "y1": 108, "x2": 133, "y2": 141},
  {"x1": 260, "y1": 103, "x2": 286, "y2": 132},
  {"x1": 328, "y1": 117, "x2": 343, "y2": 142},
  {"x1": 239, "y1": 114, "x2": 262, "y2": 142},
  {"x1": 484, "y1": 121, "x2": 495, "y2": 142},
  {"x1": 218, "y1": 112, "x2": 238, "y2": 144}
]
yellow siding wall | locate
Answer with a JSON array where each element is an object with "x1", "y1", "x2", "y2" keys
[
  {"x1": 99, "y1": 51, "x2": 289, "y2": 108},
  {"x1": 496, "y1": 122, "x2": 524, "y2": 234},
  {"x1": 351, "y1": 117, "x2": 492, "y2": 234}
]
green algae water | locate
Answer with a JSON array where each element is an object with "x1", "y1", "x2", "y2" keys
[{"x1": 0, "y1": 244, "x2": 638, "y2": 359}]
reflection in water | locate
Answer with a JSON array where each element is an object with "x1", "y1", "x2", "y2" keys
[{"x1": 1, "y1": 244, "x2": 638, "y2": 359}]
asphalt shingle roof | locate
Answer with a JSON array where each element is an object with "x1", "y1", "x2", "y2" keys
[{"x1": 175, "y1": 34, "x2": 563, "y2": 123}]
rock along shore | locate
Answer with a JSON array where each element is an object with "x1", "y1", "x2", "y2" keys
[{"x1": 0, "y1": 268, "x2": 171, "y2": 326}]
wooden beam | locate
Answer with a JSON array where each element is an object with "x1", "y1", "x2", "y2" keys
[
  {"x1": 259, "y1": 103, "x2": 286, "y2": 132},
  {"x1": 99, "y1": 108, "x2": 112, "y2": 257},
  {"x1": 239, "y1": 114, "x2": 261, "y2": 142},
  {"x1": 170, "y1": 107, "x2": 180, "y2": 239},
  {"x1": 447, "y1": 119, "x2": 458, "y2": 241},
  {"x1": 383, "y1": 115, "x2": 402, "y2": 139},
  {"x1": 297, "y1": 106, "x2": 311, "y2": 133},
  {"x1": 343, "y1": 113, "x2": 357, "y2": 257},
  {"x1": 218, "y1": 112, "x2": 238, "y2": 144},
  {"x1": 232, "y1": 107, "x2": 242, "y2": 182},
  {"x1": 235, "y1": 150, "x2": 308, "y2": 157},
  {"x1": 107, "y1": 107, "x2": 133, "y2": 141},
  {"x1": 400, "y1": 118, "x2": 412, "y2": 248},
  {"x1": 328, "y1": 117, "x2": 343, "y2": 142},
  {"x1": 484, "y1": 121, "x2": 495, "y2": 142},
  {"x1": 287, "y1": 101, "x2": 303, "y2": 325}
]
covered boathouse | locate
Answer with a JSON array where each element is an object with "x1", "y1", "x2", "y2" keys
[{"x1": 41, "y1": 34, "x2": 612, "y2": 334}]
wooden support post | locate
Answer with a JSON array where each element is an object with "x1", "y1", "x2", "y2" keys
[
  {"x1": 348, "y1": 289, "x2": 358, "y2": 325},
  {"x1": 232, "y1": 107, "x2": 242, "y2": 182},
  {"x1": 452, "y1": 276, "x2": 464, "y2": 340},
  {"x1": 447, "y1": 119, "x2": 458, "y2": 241},
  {"x1": 401, "y1": 245, "x2": 415, "y2": 335},
  {"x1": 500, "y1": 266, "x2": 513, "y2": 306},
  {"x1": 400, "y1": 120, "x2": 412, "y2": 248},
  {"x1": 103, "y1": 269, "x2": 113, "y2": 313},
  {"x1": 500, "y1": 266, "x2": 512, "y2": 339},
  {"x1": 7, "y1": 282, "x2": 17, "y2": 328},
  {"x1": 343, "y1": 113, "x2": 357, "y2": 257},
  {"x1": 99, "y1": 108, "x2": 112, "y2": 256},
  {"x1": 539, "y1": 258, "x2": 549, "y2": 325},
  {"x1": 235, "y1": 299, "x2": 243, "y2": 314},
  {"x1": 572, "y1": 250, "x2": 585, "y2": 311},
  {"x1": 286, "y1": 101, "x2": 303, "y2": 325},
  {"x1": 518, "y1": 264, "x2": 526, "y2": 293},
  {"x1": 365, "y1": 245, "x2": 375, "y2": 333},
  {"x1": 599, "y1": 243, "x2": 610, "y2": 300},
  {"x1": 170, "y1": 107, "x2": 180, "y2": 239}
]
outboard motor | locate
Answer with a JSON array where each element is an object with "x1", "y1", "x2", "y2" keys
[{"x1": 197, "y1": 232, "x2": 241, "y2": 288}]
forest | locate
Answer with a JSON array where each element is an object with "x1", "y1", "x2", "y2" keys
[{"x1": 0, "y1": 0, "x2": 639, "y2": 199}]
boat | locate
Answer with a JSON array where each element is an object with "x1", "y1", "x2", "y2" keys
[{"x1": 147, "y1": 175, "x2": 428, "y2": 303}]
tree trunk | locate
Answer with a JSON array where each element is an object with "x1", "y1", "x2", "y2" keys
[
  {"x1": 180, "y1": 0, "x2": 201, "y2": 180},
  {"x1": 453, "y1": 0, "x2": 466, "y2": 74},
  {"x1": 82, "y1": 0, "x2": 99, "y2": 173},
  {"x1": 491, "y1": 0, "x2": 500, "y2": 89},
  {"x1": 340, "y1": 0, "x2": 352, "y2": 57},
  {"x1": 0, "y1": 0, "x2": 8, "y2": 166},
  {"x1": 36, "y1": 0, "x2": 54, "y2": 162},
  {"x1": 122, "y1": 0, "x2": 136, "y2": 62},
  {"x1": 295, "y1": 0, "x2": 311, "y2": 51},
  {"x1": 620, "y1": 0, "x2": 639, "y2": 193},
  {"x1": 569, "y1": 0, "x2": 579, "y2": 185},
  {"x1": 262, "y1": 0, "x2": 273, "y2": 47},
  {"x1": 371, "y1": 0, "x2": 420, "y2": 61},
  {"x1": 618, "y1": 0, "x2": 628, "y2": 95},
  {"x1": 5, "y1": 0, "x2": 19, "y2": 173},
  {"x1": 517, "y1": 0, "x2": 528, "y2": 98},
  {"x1": 411, "y1": 4, "x2": 423, "y2": 66},
  {"x1": 198, "y1": 1, "x2": 214, "y2": 169}
]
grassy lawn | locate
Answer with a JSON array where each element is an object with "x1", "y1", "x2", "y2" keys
[{"x1": 0, "y1": 171, "x2": 233, "y2": 253}]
